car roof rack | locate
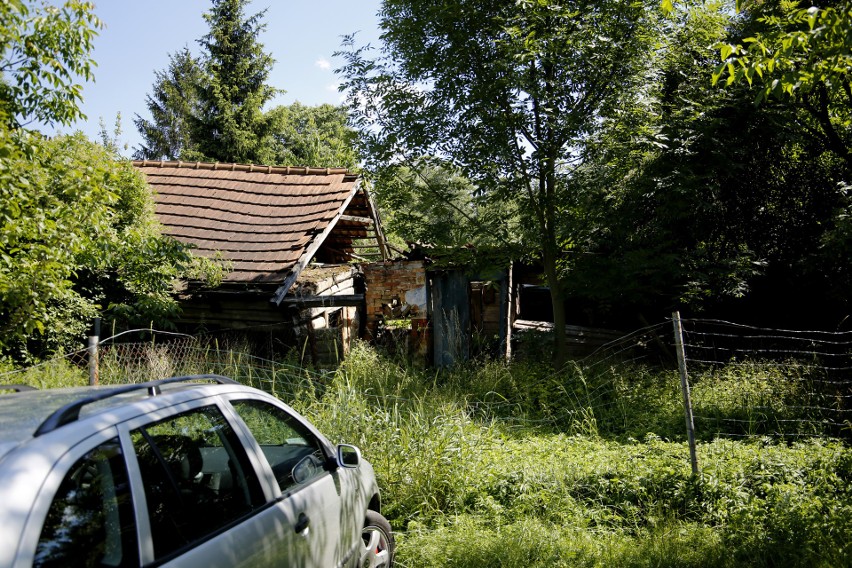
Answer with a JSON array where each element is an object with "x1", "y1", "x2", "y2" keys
[
  {"x1": 1, "y1": 384, "x2": 37, "y2": 392},
  {"x1": 34, "y1": 374, "x2": 240, "y2": 437}
]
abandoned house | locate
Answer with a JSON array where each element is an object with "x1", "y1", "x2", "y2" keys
[
  {"x1": 134, "y1": 160, "x2": 390, "y2": 363},
  {"x1": 134, "y1": 160, "x2": 602, "y2": 367}
]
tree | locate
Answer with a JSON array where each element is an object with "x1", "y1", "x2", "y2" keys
[
  {"x1": 0, "y1": 133, "x2": 206, "y2": 358},
  {"x1": 376, "y1": 158, "x2": 508, "y2": 248},
  {"x1": 133, "y1": 48, "x2": 204, "y2": 160},
  {"x1": 0, "y1": 1, "x2": 221, "y2": 360},
  {"x1": 0, "y1": 129, "x2": 223, "y2": 360},
  {"x1": 563, "y1": 0, "x2": 852, "y2": 327},
  {"x1": 136, "y1": 1, "x2": 361, "y2": 169},
  {"x1": 188, "y1": 0, "x2": 279, "y2": 164},
  {"x1": 338, "y1": 0, "x2": 658, "y2": 367},
  {"x1": 713, "y1": 1, "x2": 852, "y2": 169},
  {"x1": 0, "y1": 0, "x2": 99, "y2": 128},
  {"x1": 270, "y1": 102, "x2": 359, "y2": 169},
  {"x1": 562, "y1": 1, "x2": 753, "y2": 316}
]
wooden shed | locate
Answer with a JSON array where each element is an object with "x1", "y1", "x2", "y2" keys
[{"x1": 134, "y1": 160, "x2": 389, "y2": 363}]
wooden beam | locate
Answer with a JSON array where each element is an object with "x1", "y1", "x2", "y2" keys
[
  {"x1": 362, "y1": 184, "x2": 390, "y2": 261},
  {"x1": 272, "y1": 180, "x2": 362, "y2": 305},
  {"x1": 339, "y1": 215, "x2": 373, "y2": 224},
  {"x1": 322, "y1": 245, "x2": 370, "y2": 262},
  {"x1": 280, "y1": 294, "x2": 365, "y2": 308}
]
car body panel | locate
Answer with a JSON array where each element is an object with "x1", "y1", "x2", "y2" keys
[{"x1": 159, "y1": 499, "x2": 308, "y2": 567}]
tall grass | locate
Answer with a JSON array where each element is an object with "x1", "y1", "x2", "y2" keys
[
  {"x1": 3, "y1": 341, "x2": 851, "y2": 566},
  {"x1": 297, "y1": 344, "x2": 852, "y2": 567}
]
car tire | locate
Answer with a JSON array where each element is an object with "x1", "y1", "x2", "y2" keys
[{"x1": 360, "y1": 510, "x2": 394, "y2": 567}]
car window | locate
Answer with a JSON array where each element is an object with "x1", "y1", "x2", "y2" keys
[
  {"x1": 131, "y1": 405, "x2": 265, "y2": 560},
  {"x1": 230, "y1": 400, "x2": 327, "y2": 492},
  {"x1": 34, "y1": 438, "x2": 137, "y2": 568}
]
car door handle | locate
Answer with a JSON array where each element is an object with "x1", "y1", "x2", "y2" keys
[{"x1": 295, "y1": 512, "x2": 310, "y2": 535}]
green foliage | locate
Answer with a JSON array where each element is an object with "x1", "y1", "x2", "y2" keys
[
  {"x1": 135, "y1": 2, "x2": 357, "y2": 169},
  {"x1": 188, "y1": 0, "x2": 279, "y2": 164},
  {"x1": 297, "y1": 346, "x2": 852, "y2": 567},
  {"x1": 371, "y1": 157, "x2": 522, "y2": 265},
  {"x1": 0, "y1": 0, "x2": 226, "y2": 360},
  {"x1": 339, "y1": 0, "x2": 661, "y2": 365},
  {"x1": 0, "y1": 132, "x2": 222, "y2": 359},
  {"x1": 10, "y1": 341, "x2": 852, "y2": 566},
  {"x1": 0, "y1": 357, "x2": 86, "y2": 388},
  {"x1": 133, "y1": 48, "x2": 204, "y2": 160},
  {"x1": 561, "y1": 1, "x2": 852, "y2": 321},
  {"x1": 715, "y1": 2, "x2": 852, "y2": 103},
  {"x1": 0, "y1": 0, "x2": 100, "y2": 127},
  {"x1": 714, "y1": 1, "x2": 852, "y2": 167},
  {"x1": 269, "y1": 102, "x2": 359, "y2": 169}
]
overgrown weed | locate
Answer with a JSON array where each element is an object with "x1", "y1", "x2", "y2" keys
[{"x1": 5, "y1": 341, "x2": 852, "y2": 566}]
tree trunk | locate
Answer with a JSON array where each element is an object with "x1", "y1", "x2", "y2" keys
[{"x1": 542, "y1": 242, "x2": 568, "y2": 370}]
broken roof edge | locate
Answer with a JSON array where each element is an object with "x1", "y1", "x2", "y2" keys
[
  {"x1": 133, "y1": 159, "x2": 359, "y2": 181},
  {"x1": 270, "y1": 178, "x2": 364, "y2": 305}
]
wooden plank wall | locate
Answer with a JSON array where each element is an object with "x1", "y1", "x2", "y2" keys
[{"x1": 512, "y1": 319, "x2": 624, "y2": 356}]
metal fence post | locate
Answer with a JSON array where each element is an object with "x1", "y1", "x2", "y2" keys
[
  {"x1": 673, "y1": 311, "x2": 698, "y2": 475},
  {"x1": 88, "y1": 318, "x2": 100, "y2": 386}
]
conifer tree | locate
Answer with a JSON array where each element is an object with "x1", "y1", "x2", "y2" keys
[
  {"x1": 189, "y1": 0, "x2": 279, "y2": 164},
  {"x1": 133, "y1": 48, "x2": 202, "y2": 160}
]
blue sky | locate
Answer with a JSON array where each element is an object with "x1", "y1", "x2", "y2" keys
[{"x1": 52, "y1": 0, "x2": 383, "y2": 155}]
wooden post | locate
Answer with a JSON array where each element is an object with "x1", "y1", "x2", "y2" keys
[
  {"x1": 363, "y1": 184, "x2": 390, "y2": 261},
  {"x1": 504, "y1": 262, "x2": 514, "y2": 361},
  {"x1": 88, "y1": 318, "x2": 100, "y2": 386},
  {"x1": 672, "y1": 311, "x2": 698, "y2": 475}
]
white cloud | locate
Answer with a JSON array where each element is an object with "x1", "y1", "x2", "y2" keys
[{"x1": 315, "y1": 58, "x2": 331, "y2": 70}]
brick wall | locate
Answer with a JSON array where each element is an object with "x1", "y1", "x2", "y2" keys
[
  {"x1": 361, "y1": 261, "x2": 431, "y2": 364},
  {"x1": 362, "y1": 260, "x2": 428, "y2": 332}
]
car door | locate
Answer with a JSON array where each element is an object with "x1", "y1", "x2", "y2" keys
[
  {"x1": 122, "y1": 402, "x2": 309, "y2": 567},
  {"x1": 22, "y1": 432, "x2": 139, "y2": 568},
  {"x1": 227, "y1": 398, "x2": 350, "y2": 568}
]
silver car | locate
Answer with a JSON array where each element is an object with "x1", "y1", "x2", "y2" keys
[{"x1": 0, "y1": 376, "x2": 394, "y2": 567}]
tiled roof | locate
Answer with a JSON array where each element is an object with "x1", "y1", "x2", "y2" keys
[{"x1": 134, "y1": 161, "x2": 373, "y2": 296}]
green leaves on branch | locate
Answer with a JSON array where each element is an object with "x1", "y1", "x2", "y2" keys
[
  {"x1": 0, "y1": 132, "x2": 226, "y2": 360},
  {"x1": 0, "y1": 0, "x2": 101, "y2": 127},
  {"x1": 713, "y1": 3, "x2": 852, "y2": 104},
  {"x1": 711, "y1": 2, "x2": 852, "y2": 169},
  {"x1": 0, "y1": 0, "x2": 224, "y2": 361}
]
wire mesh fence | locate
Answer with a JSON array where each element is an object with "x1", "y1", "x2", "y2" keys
[
  {"x1": 677, "y1": 317, "x2": 852, "y2": 440},
  {"x1": 97, "y1": 335, "x2": 334, "y2": 400},
  {"x1": 573, "y1": 315, "x2": 852, "y2": 443},
  {"x1": 1, "y1": 317, "x2": 850, "y2": 447}
]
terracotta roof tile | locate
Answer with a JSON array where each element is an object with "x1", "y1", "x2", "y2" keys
[{"x1": 134, "y1": 160, "x2": 362, "y2": 285}]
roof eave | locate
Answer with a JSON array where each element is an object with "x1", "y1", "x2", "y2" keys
[{"x1": 271, "y1": 179, "x2": 363, "y2": 305}]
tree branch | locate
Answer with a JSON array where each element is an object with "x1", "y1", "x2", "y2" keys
[{"x1": 801, "y1": 85, "x2": 852, "y2": 169}]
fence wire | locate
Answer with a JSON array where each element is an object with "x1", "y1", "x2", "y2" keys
[
  {"x1": 97, "y1": 336, "x2": 332, "y2": 399},
  {"x1": 678, "y1": 318, "x2": 852, "y2": 440},
  {"x1": 2, "y1": 319, "x2": 850, "y2": 444}
]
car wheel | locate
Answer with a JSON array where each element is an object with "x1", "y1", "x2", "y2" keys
[{"x1": 360, "y1": 510, "x2": 394, "y2": 567}]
